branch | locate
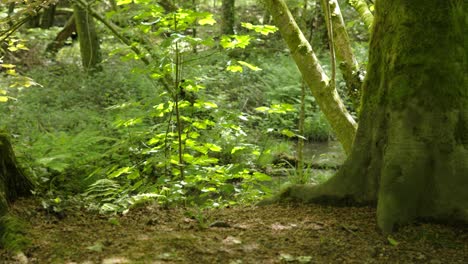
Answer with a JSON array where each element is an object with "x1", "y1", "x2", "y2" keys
[
  {"x1": 322, "y1": 0, "x2": 362, "y2": 109},
  {"x1": 262, "y1": 0, "x2": 357, "y2": 154},
  {"x1": 349, "y1": 0, "x2": 374, "y2": 30}
]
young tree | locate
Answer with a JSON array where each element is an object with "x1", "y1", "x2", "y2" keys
[
  {"x1": 73, "y1": 0, "x2": 102, "y2": 72},
  {"x1": 262, "y1": 0, "x2": 358, "y2": 154},
  {"x1": 221, "y1": 0, "x2": 235, "y2": 34},
  {"x1": 263, "y1": 0, "x2": 467, "y2": 232},
  {"x1": 40, "y1": 3, "x2": 56, "y2": 29}
]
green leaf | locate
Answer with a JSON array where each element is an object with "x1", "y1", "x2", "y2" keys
[
  {"x1": 238, "y1": 61, "x2": 262, "y2": 71},
  {"x1": 0, "y1": 96, "x2": 8, "y2": 102},
  {"x1": 198, "y1": 14, "x2": 217, "y2": 25},
  {"x1": 201, "y1": 187, "x2": 217, "y2": 193},
  {"x1": 87, "y1": 242, "x2": 104, "y2": 252},
  {"x1": 0, "y1": 63, "x2": 16, "y2": 69},
  {"x1": 127, "y1": 171, "x2": 140, "y2": 180},
  {"x1": 205, "y1": 143, "x2": 222, "y2": 152},
  {"x1": 281, "y1": 129, "x2": 296, "y2": 138},
  {"x1": 255, "y1": 106, "x2": 270, "y2": 113},
  {"x1": 117, "y1": 0, "x2": 132, "y2": 5},
  {"x1": 387, "y1": 236, "x2": 399, "y2": 246},
  {"x1": 241, "y1": 22, "x2": 278, "y2": 35},
  {"x1": 226, "y1": 65, "x2": 243, "y2": 72},
  {"x1": 108, "y1": 167, "x2": 132, "y2": 178},
  {"x1": 220, "y1": 35, "x2": 251, "y2": 49},
  {"x1": 253, "y1": 172, "x2": 271, "y2": 181},
  {"x1": 231, "y1": 146, "x2": 246, "y2": 154}
]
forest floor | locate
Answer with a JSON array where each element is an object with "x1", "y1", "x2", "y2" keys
[{"x1": 1, "y1": 198, "x2": 467, "y2": 264}]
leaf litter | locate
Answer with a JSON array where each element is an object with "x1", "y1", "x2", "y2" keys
[{"x1": 1, "y1": 198, "x2": 467, "y2": 263}]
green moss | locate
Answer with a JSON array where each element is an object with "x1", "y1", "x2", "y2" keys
[{"x1": 0, "y1": 214, "x2": 31, "y2": 252}]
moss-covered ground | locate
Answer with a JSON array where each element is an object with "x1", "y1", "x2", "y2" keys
[{"x1": 1, "y1": 198, "x2": 466, "y2": 263}]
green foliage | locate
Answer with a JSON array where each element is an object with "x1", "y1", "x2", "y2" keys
[{"x1": 0, "y1": 0, "x2": 356, "y2": 215}]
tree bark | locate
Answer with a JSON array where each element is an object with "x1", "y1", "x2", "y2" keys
[
  {"x1": 320, "y1": 0, "x2": 362, "y2": 108},
  {"x1": 221, "y1": 0, "x2": 235, "y2": 34},
  {"x1": 264, "y1": 0, "x2": 468, "y2": 233},
  {"x1": 45, "y1": 15, "x2": 76, "y2": 56},
  {"x1": 0, "y1": 133, "x2": 33, "y2": 244},
  {"x1": 73, "y1": 0, "x2": 102, "y2": 72},
  {"x1": 263, "y1": 0, "x2": 357, "y2": 154},
  {"x1": 40, "y1": 4, "x2": 56, "y2": 29},
  {"x1": 348, "y1": 0, "x2": 373, "y2": 30}
]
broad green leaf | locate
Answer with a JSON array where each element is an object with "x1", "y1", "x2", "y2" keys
[
  {"x1": 281, "y1": 129, "x2": 296, "y2": 138},
  {"x1": 231, "y1": 146, "x2": 246, "y2": 154},
  {"x1": 198, "y1": 14, "x2": 217, "y2": 25},
  {"x1": 201, "y1": 187, "x2": 217, "y2": 193},
  {"x1": 220, "y1": 35, "x2": 251, "y2": 49},
  {"x1": 255, "y1": 106, "x2": 270, "y2": 112},
  {"x1": 238, "y1": 61, "x2": 262, "y2": 71},
  {"x1": 117, "y1": 0, "x2": 132, "y2": 5},
  {"x1": 0, "y1": 64, "x2": 15, "y2": 69},
  {"x1": 241, "y1": 22, "x2": 278, "y2": 35},
  {"x1": 108, "y1": 167, "x2": 132, "y2": 178},
  {"x1": 226, "y1": 65, "x2": 243, "y2": 72},
  {"x1": 253, "y1": 172, "x2": 271, "y2": 181},
  {"x1": 6, "y1": 69, "x2": 16, "y2": 75},
  {"x1": 387, "y1": 236, "x2": 399, "y2": 246},
  {"x1": 205, "y1": 143, "x2": 222, "y2": 152},
  {"x1": 127, "y1": 171, "x2": 140, "y2": 180},
  {"x1": 194, "y1": 100, "x2": 218, "y2": 109},
  {"x1": 87, "y1": 242, "x2": 104, "y2": 252}
]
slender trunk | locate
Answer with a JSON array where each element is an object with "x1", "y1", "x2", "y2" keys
[
  {"x1": 45, "y1": 15, "x2": 76, "y2": 56},
  {"x1": 158, "y1": 0, "x2": 177, "y2": 12},
  {"x1": 320, "y1": 0, "x2": 362, "y2": 108},
  {"x1": 7, "y1": 3, "x2": 15, "y2": 27},
  {"x1": 349, "y1": 0, "x2": 373, "y2": 30},
  {"x1": 263, "y1": 0, "x2": 357, "y2": 154},
  {"x1": 221, "y1": 0, "x2": 235, "y2": 34},
  {"x1": 73, "y1": 0, "x2": 102, "y2": 72},
  {"x1": 109, "y1": 0, "x2": 118, "y2": 11},
  {"x1": 41, "y1": 4, "x2": 56, "y2": 29}
]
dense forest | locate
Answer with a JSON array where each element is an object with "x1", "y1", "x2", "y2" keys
[{"x1": 0, "y1": 0, "x2": 466, "y2": 263}]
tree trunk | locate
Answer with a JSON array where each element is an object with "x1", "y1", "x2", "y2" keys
[
  {"x1": 45, "y1": 15, "x2": 76, "y2": 56},
  {"x1": 221, "y1": 0, "x2": 235, "y2": 34},
  {"x1": 264, "y1": 0, "x2": 468, "y2": 233},
  {"x1": 263, "y1": 0, "x2": 357, "y2": 154},
  {"x1": 320, "y1": 0, "x2": 362, "y2": 108},
  {"x1": 40, "y1": 4, "x2": 56, "y2": 29},
  {"x1": 0, "y1": 133, "x2": 33, "y2": 244},
  {"x1": 73, "y1": 0, "x2": 102, "y2": 72}
]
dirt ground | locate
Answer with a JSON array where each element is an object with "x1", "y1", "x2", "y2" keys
[{"x1": 1, "y1": 198, "x2": 467, "y2": 264}]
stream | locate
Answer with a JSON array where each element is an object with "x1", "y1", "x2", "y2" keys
[{"x1": 269, "y1": 141, "x2": 346, "y2": 187}]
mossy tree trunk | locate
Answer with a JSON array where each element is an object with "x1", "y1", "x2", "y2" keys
[
  {"x1": 263, "y1": 0, "x2": 357, "y2": 154},
  {"x1": 268, "y1": 0, "x2": 467, "y2": 233},
  {"x1": 40, "y1": 4, "x2": 56, "y2": 29},
  {"x1": 0, "y1": 133, "x2": 33, "y2": 245},
  {"x1": 73, "y1": 0, "x2": 102, "y2": 72},
  {"x1": 45, "y1": 15, "x2": 76, "y2": 57},
  {"x1": 221, "y1": 0, "x2": 235, "y2": 34}
]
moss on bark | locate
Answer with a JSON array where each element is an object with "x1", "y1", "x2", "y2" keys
[
  {"x1": 262, "y1": 0, "x2": 468, "y2": 233},
  {"x1": 73, "y1": 0, "x2": 102, "y2": 72},
  {"x1": 0, "y1": 133, "x2": 33, "y2": 248}
]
